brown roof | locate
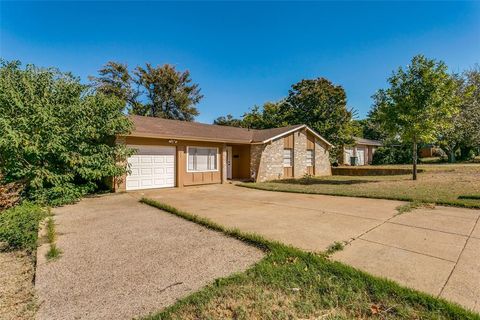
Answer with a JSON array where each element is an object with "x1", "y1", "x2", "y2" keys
[
  {"x1": 354, "y1": 137, "x2": 383, "y2": 146},
  {"x1": 128, "y1": 115, "x2": 309, "y2": 144}
]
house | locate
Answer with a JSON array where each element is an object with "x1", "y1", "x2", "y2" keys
[
  {"x1": 114, "y1": 115, "x2": 332, "y2": 191},
  {"x1": 419, "y1": 144, "x2": 443, "y2": 158},
  {"x1": 341, "y1": 137, "x2": 382, "y2": 166}
]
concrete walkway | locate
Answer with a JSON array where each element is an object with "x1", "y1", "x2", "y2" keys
[
  {"x1": 35, "y1": 193, "x2": 263, "y2": 320},
  {"x1": 140, "y1": 184, "x2": 480, "y2": 313}
]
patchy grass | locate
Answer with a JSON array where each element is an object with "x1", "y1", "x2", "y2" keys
[
  {"x1": 44, "y1": 217, "x2": 61, "y2": 261},
  {"x1": 241, "y1": 164, "x2": 480, "y2": 209},
  {"x1": 324, "y1": 241, "x2": 345, "y2": 255},
  {"x1": 45, "y1": 243, "x2": 61, "y2": 261},
  {"x1": 395, "y1": 202, "x2": 436, "y2": 214},
  {"x1": 141, "y1": 198, "x2": 479, "y2": 320}
]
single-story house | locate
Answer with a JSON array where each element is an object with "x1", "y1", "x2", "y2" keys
[
  {"x1": 114, "y1": 115, "x2": 332, "y2": 191},
  {"x1": 341, "y1": 137, "x2": 382, "y2": 166}
]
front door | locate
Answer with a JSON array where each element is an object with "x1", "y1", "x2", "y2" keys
[{"x1": 226, "y1": 146, "x2": 233, "y2": 179}]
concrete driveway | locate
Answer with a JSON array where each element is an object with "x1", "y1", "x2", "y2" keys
[
  {"x1": 35, "y1": 193, "x2": 263, "y2": 320},
  {"x1": 140, "y1": 184, "x2": 480, "y2": 313}
]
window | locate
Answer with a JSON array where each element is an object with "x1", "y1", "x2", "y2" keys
[
  {"x1": 283, "y1": 149, "x2": 293, "y2": 167},
  {"x1": 187, "y1": 147, "x2": 218, "y2": 172},
  {"x1": 306, "y1": 149, "x2": 315, "y2": 166}
]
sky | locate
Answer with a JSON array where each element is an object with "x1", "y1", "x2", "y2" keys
[{"x1": 1, "y1": 1, "x2": 479, "y2": 123}]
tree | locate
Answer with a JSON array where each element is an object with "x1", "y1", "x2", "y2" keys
[
  {"x1": 89, "y1": 61, "x2": 142, "y2": 113},
  {"x1": 373, "y1": 55, "x2": 460, "y2": 180},
  {"x1": 438, "y1": 66, "x2": 480, "y2": 162},
  {"x1": 213, "y1": 78, "x2": 355, "y2": 161},
  {"x1": 91, "y1": 62, "x2": 203, "y2": 121},
  {"x1": 283, "y1": 78, "x2": 355, "y2": 154},
  {"x1": 242, "y1": 102, "x2": 290, "y2": 129},
  {"x1": 134, "y1": 64, "x2": 202, "y2": 120},
  {"x1": 213, "y1": 114, "x2": 244, "y2": 127},
  {"x1": 0, "y1": 60, "x2": 133, "y2": 205}
]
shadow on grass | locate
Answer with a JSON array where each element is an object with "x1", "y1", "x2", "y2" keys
[{"x1": 270, "y1": 178, "x2": 378, "y2": 186}]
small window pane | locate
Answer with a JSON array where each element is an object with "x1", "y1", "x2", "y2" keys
[
  {"x1": 195, "y1": 148, "x2": 209, "y2": 171},
  {"x1": 307, "y1": 149, "x2": 314, "y2": 166},
  {"x1": 283, "y1": 149, "x2": 293, "y2": 167},
  {"x1": 188, "y1": 148, "x2": 195, "y2": 171}
]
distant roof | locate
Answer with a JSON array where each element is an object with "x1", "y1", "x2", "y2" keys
[
  {"x1": 127, "y1": 115, "x2": 331, "y2": 146},
  {"x1": 354, "y1": 137, "x2": 383, "y2": 146}
]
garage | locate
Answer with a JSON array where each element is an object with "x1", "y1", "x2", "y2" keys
[{"x1": 126, "y1": 145, "x2": 176, "y2": 191}]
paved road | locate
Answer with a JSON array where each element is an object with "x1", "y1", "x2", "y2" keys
[
  {"x1": 35, "y1": 193, "x2": 263, "y2": 320},
  {"x1": 141, "y1": 184, "x2": 480, "y2": 313}
]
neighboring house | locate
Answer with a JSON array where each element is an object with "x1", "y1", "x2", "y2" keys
[
  {"x1": 341, "y1": 137, "x2": 382, "y2": 166},
  {"x1": 114, "y1": 115, "x2": 332, "y2": 191},
  {"x1": 419, "y1": 144, "x2": 443, "y2": 158}
]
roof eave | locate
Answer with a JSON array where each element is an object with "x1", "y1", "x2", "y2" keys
[{"x1": 121, "y1": 132, "x2": 252, "y2": 144}]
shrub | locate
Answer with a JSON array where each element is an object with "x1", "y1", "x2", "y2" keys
[
  {"x1": 0, "y1": 60, "x2": 134, "y2": 206},
  {"x1": 372, "y1": 145, "x2": 413, "y2": 165},
  {"x1": 0, "y1": 202, "x2": 47, "y2": 251}
]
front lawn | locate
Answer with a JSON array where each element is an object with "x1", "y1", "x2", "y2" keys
[
  {"x1": 241, "y1": 164, "x2": 480, "y2": 209},
  {"x1": 141, "y1": 199, "x2": 479, "y2": 320}
]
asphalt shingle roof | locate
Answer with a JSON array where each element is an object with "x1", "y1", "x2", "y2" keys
[{"x1": 128, "y1": 115, "x2": 305, "y2": 144}]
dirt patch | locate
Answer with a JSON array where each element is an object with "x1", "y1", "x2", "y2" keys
[{"x1": 0, "y1": 250, "x2": 36, "y2": 320}]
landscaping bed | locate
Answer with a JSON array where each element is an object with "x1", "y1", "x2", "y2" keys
[
  {"x1": 332, "y1": 166, "x2": 424, "y2": 176},
  {"x1": 141, "y1": 199, "x2": 479, "y2": 320}
]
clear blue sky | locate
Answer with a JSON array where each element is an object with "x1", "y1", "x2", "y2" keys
[{"x1": 1, "y1": 1, "x2": 479, "y2": 123}]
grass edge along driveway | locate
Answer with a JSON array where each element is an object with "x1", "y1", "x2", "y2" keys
[{"x1": 140, "y1": 198, "x2": 479, "y2": 320}]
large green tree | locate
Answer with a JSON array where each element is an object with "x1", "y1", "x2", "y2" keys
[
  {"x1": 280, "y1": 78, "x2": 355, "y2": 157},
  {"x1": 373, "y1": 55, "x2": 460, "y2": 179},
  {"x1": 0, "y1": 61, "x2": 133, "y2": 205},
  {"x1": 89, "y1": 61, "x2": 142, "y2": 113},
  {"x1": 438, "y1": 66, "x2": 480, "y2": 162},
  {"x1": 91, "y1": 62, "x2": 203, "y2": 121},
  {"x1": 213, "y1": 78, "x2": 355, "y2": 159}
]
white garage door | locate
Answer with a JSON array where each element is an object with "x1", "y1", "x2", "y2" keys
[
  {"x1": 126, "y1": 145, "x2": 176, "y2": 191},
  {"x1": 356, "y1": 148, "x2": 365, "y2": 166}
]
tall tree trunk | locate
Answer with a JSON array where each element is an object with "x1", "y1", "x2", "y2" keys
[
  {"x1": 412, "y1": 141, "x2": 417, "y2": 181},
  {"x1": 448, "y1": 150, "x2": 456, "y2": 163}
]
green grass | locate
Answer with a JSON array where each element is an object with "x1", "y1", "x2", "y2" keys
[
  {"x1": 44, "y1": 217, "x2": 61, "y2": 261},
  {"x1": 241, "y1": 164, "x2": 480, "y2": 209},
  {"x1": 0, "y1": 202, "x2": 48, "y2": 252},
  {"x1": 46, "y1": 243, "x2": 62, "y2": 260},
  {"x1": 141, "y1": 198, "x2": 479, "y2": 320},
  {"x1": 395, "y1": 202, "x2": 436, "y2": 214},
  {"x1": 324, "y1": 241, "x2": 345, "y2": 255}
]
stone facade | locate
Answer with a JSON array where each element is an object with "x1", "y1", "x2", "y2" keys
[
  {"x1": 293, "y1": 129, "x2": 307, "y2": 178},
  {"x1": 250, "y1": 138, "x2": 284, "y2": 182},
  {"x1": 251, "y1": 128, "x2": 331, "y2": 182},
  {"x1": 314, "y1": 137, "x2": 331, "y2": 175}
]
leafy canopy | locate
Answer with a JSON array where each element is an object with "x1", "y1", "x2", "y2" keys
[
  {"x1": 91, "y1": 61, "x2": 203, "y2": 121},
  {"x1": 214, "y1": 78, "x2": 355, "y2": 154},
  {"x1": 0, "y1": 60, "x2": 133, "y2": 205},
  {"x1": 437, "y1": 66, "x2": 480, "y2": 161},
  {"x1": 373, "y1": 55, "x2": 460, "y2": 145}
]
